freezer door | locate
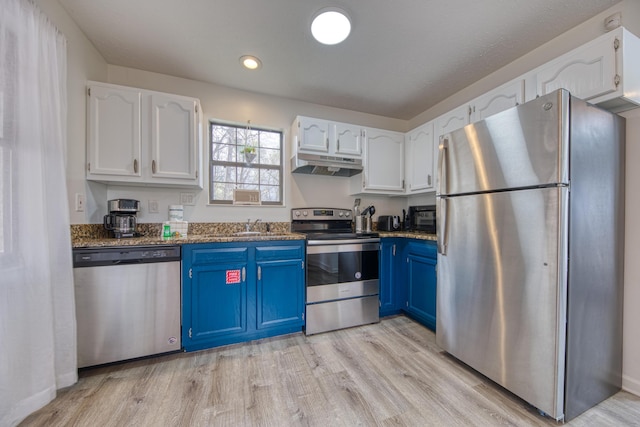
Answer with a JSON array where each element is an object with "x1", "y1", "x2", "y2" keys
[
  {"x1": 436, "y1": 186, "x2": 568, "y2": 420},
  {"x1": 437, "y1": 90, "x2": 570, "y2": 196}
]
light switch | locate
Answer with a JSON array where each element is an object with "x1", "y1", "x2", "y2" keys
[
  {"x1": 148, "y1": 200, "x2": 159, "y2": 213},
  {"x1": 75, "y1": 193, "x2": 85, "y2": 212}
]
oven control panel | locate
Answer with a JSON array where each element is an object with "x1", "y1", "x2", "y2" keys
[{"x1": 292, "y1": 208, "x2": 352, "y2": 220}]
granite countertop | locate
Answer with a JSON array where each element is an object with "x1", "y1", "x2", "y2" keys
[
  {"x1": 72, "y1": 232, "x2": 307, "y2": 248},
  {"x1": 71, "y1": 222, "x2": 436, "y2": 248},
  {"x1": 378, "y1": 231, "x2": 437, "y2": 241}
]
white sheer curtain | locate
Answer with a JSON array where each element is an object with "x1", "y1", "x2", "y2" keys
[{"x1": 0, "y1": 0, "x2": 77, "y2": 425}]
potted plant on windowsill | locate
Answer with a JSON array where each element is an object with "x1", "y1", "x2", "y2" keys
[{"x1": 241, "y1": 145, "x2": 256, "y2": 163}]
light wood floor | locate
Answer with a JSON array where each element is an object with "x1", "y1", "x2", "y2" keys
[{"x1": 21, "y1": 316, "x2": 640, "y2": 426}]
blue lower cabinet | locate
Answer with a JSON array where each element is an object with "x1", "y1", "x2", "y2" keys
[
  {"x1": 255, "y1": 245, "x2": 305, "y2": 331},
  {"x1": 402, "y1": 240, "x2": 437, "y2": 331},
  {"x1": 182, "y1": 240, "x2": 305, "y2": 352},
  {"x1": 379, "y1": 238, "x2": 405, "y2": 317}
]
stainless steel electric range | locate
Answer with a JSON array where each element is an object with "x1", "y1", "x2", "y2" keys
[{"x1": 291, "y1": 208, "x2": 380, "y2": 335}]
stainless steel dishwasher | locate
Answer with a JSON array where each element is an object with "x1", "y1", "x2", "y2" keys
[{"x1": 72, "y1": 245, "x2": 181, "y2": 368}]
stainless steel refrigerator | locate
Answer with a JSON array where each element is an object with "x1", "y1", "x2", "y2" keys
[{"x1": 435, "y1": 89, "x2": 624, "y2": 421}]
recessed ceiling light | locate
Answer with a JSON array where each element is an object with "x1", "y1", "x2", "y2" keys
[
  {"x1": 311, "y1": 8, "x2": 351, "y2": 45},
  {"x1": 240, "y1": 55, "x2": 262, "y2": 70}
]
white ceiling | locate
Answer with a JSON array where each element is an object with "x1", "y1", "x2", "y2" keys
[{"x1": 57, "y1": 0, "x2": 621, "y2": 120}]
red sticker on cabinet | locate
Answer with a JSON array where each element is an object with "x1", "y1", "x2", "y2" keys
[{"x1": 226, "y1": 269, "x2": 241, "y2": 284}]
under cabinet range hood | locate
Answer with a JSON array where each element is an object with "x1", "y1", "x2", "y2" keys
[{"x1": 291, "y1": 152, "x2": 363, "y2": 177}]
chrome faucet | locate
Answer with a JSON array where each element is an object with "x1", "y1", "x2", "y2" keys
[{"x1": 246, "y1": 218, "x2": 262, "y2": 232}]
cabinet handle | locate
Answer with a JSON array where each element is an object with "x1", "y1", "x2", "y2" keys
[
  {"x1": 257, "y1": 266, "x2": 261, "y2": 281},
  {"x1": 428, "y1": 174, "x2": 432, "y2": 186},
  {"x1": 152, "y1": 160, "x2": 156, "y2": 174},
  {"x1": 337, "y1": 139, "x2": 340, "y2": 151},
  {"x1": 133, "y1": 158, "x2": 138, "y2": 174},
  {"x1": 242, "y1": 267, "x2": 246, "y2": 282},
  {"x1": 392, "y1": 244, "x2": 396, "y2": 256}
]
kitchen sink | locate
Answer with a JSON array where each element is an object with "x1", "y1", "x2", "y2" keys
[{"x1": 233, "y1": 231, "x2": 262, "y2": 236}]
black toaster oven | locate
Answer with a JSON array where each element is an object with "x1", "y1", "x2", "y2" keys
[{"x1": 408, "y1": 205, "x2": 436, "y2": 233}]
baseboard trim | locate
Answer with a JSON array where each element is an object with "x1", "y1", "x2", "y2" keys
[{"x1": 622, "y1": 374, "x2": 640, "y2": 397}]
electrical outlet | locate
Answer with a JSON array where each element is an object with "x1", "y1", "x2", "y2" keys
[
  {"x1": 180, "y1": 192, "x2": 196, "y2": 205},
  {"x1": 75, "y1": 193, "x2": 85, "y2": 212},
  {"x1": 148, "y1": 200, "x2": 159, "y2": 213}
]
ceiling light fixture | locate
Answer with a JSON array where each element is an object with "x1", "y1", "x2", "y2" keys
[
  {"x1": 311, "y1": 8, "x2": 351, "y2": 45},
  {"x1": 240, "y1": 55, "x2": 262, "y2": 70}
]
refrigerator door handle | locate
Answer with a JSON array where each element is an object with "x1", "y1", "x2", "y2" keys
[
  {"x1": 438, "y1": 197, "x2": 448, "y2": 255},
  {"x1": 438, "y1": 136, "x2": 449, "y2": 195}
]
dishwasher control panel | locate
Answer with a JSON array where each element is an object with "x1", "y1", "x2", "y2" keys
[{"x1": 73, "y1": 245, "x2": 181, "y2": 267}]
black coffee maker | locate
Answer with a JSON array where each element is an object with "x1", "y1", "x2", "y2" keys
[{"x1": 103, "y1": 199, "x2": 140, "y2": 238}]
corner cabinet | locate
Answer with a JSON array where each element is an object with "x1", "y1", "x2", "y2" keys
[
  {"x1": 402, "y1": 240, "x2": 437, "y2": 331},
  {"x1": 86, "y1": 81, "x2": 203, "y2": 188},
  {"x1": 350, "y1": 128, "x2": 404, "y2": 194},
  {"x1": 405, "y1": 121, "x2": 436, "y2": 194},
  {"x1": 181, "y1": 240, "x2": 305, "y2": 352}
]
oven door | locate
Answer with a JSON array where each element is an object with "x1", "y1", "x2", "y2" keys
[{"x1": 306, "y1": 239, "x2": 380, "y2": 303}]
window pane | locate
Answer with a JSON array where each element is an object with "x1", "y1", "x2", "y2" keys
[
  {"x1": 237, "y1": 167, "x2": 259, "y2": 185},
  {"x1": 260, "y1": 168, "x2": 280, "y2": 186},
  {"x1": 212, "y1": 143, "x2": 237, "y2": 162},
  {"x1": 212, "y1": 182, "x2": 235, "y2": 201},
  {"x1": 259, "y1": 147, "x2": 280, "y2": 165},
  {"x1": 211, "y1": 126, "x2": 235, "y2": 144},
  {"x1": 261, "y1": 185, "x2": 280, "y2": 203},
  {"x1": 212, "y1": 165, "x2": 236, "y2": 183},
  {"x1": 260, "y1": 132, "x2": 280, "y2": 149}
]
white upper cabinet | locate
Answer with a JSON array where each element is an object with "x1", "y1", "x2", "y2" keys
[
  {"x1": 334, "y1": 122, "x2": 363, "y2": 157},
  {"x1": 292, "y1": 116, "x2": 362, "y2": 159},
  {"x1": 471, "y1": 79, "x2": 525, "y2": 122},
  {"x1": 86, "y1": 81, "x2": 203, "y2": 188},
  {"x1": 405, "y1": 121, "x2": 435, "y2": 194},
  {"x1": 435, "y1": 104, "x2": 470, "y2": 137},
  {"x1": 534, "y1": 26, "x2": 640, "y2": 111},
  {"x1": 87, "y1": 84, "x2": 142, "y2": 178},
  {"x1": 149, "y1": 93, "x2": 199, "y2": 182},
  {"x1": 535, "y1": 30, "x2": 617, "y2": 101},
  {"x1": 294, "y1": 117, "x2": 330, "y2": 154},
  {"x1": 351, "y1": 128, "x2": 404, "y2": 194}
]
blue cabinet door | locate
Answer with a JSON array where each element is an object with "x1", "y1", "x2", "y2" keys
[
  {"x1": 256, "y1": 258, "x2": 304, "y2": 330},
  {"x1": 403, "y1": 240, "x2": 437, "y2": 330},
  {"x1": 379, "y1": 238, "x2": 404, "y2": 317},
  {"x1": 182, "y1": 244, "x2": 250, "y2": 351},
  {"x1": 255, "y1": 243, "x2": 305, "y2": 331}
]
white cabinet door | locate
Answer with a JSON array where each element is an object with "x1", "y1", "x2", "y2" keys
[
  {"x1": 333, "y1": 122, "x2": 362, "y2": 157},
  {"x1": 150, "y1": 94, "x2": 199, "y2": 182},
  {"x1": 535, "y1": 32, "x2": 617, "y2": 101},
  {"x1": 405, "y1": 121, "x2": 435, "y2": 193},
  {"x1": 435, "y1": 105, "x2": 470, "y2": 137},
  {"x1": 362, "y1": 129, "x2": 404, "y2": 192},
  {"x1": 295, "y1": 117, "x2": 330, "y2": 154},
  {"x1": 87, "y1": 84, "x2": 142, "y2": 178},
  {"x1": 472, "y1": 79, "x2": 525, "y2": 122},
  {"x1": 86, "y1": 81, "x2": 202, "y2": 188}
]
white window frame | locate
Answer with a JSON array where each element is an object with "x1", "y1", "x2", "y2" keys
[{"x1": 209, "y1": 121, "x2": 283, "y2": 206}]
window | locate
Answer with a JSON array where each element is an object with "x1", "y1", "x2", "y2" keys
[{"x1": 209, "y1": 122, "x2": 283, "y2": 205}]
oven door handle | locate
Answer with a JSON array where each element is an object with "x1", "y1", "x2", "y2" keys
[
  {"x1": 306, "y1": 241, "x2": 380, "y2": 255},
  {"x1": 307, "y1": 238, "x2": 380, "y2": 246}
]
